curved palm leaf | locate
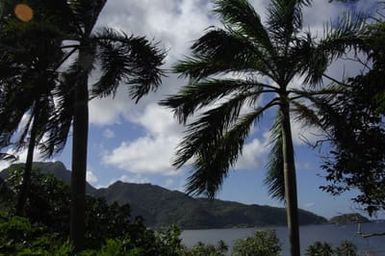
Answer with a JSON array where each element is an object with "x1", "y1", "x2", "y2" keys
[
  {"x1": 265, "y1": 113, "x2": 285, "y2": 201},
  {"x1": 267, "y1": 0, "x2": 311, "y2": 45},
  {"x1": 175, "y1": 28, "x2": 276, "y2": 79},
  {"x1": 92, "y1": 28, "x2": 165, "y2": 102},
  {"x1": 214, "y1": 0, "x2": 275, "y2": 53},
  {"x1": 186, "y1": 106, "x2": 274, "y2": 197},
  {"x1": 160, "y1": 78, "x2": 274, "y2": 124},
  {"x1": 173, "y1": 89, "x2": 261, "y2": 168},
  {"x1": 162, "y1": 1, "x2": 367, "y2": 254}
]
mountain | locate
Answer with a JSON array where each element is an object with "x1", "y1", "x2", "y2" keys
[
  {"x1": 0, "y1": 161, "x2": 96, "y2": 193},
  {"x1": 0, "y1": 161, "x2": 327, "y2": 229},
  {"x1": 329, "y1": 213, "x2": 370, "y2": 225},
  {"x1": 93, "y1": 181, "x2": 326, "y2": 229}
]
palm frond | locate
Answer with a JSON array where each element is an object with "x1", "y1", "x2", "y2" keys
[
  {"x1": 67, "y1": 0, "x2": 107, "y2": 35},
  {"x1": 267, "y1": 0, "x2": 312, "y2": 46},
  {"x1": 160, "y1": 78, "x2": 272, "y2": 124},
  {"x1": 289, "y1": 85, "x2": 345, "y2": 100},
  {"x1": 291, "y1": 100, "x2": 322, "y2": 128},
  {"x1": 264, "y1": 112, "x2": 285, "y2": 201},
  {"x1": 185, "y1": 107, "x2": 271, "y2": 198},
  {"x1": 0, "y1": 152, "x2": 16, "y2": 161},
  {"x1": 173, "y1": 91, "x2": 257, "y2": 169},
  {"x1": 92, "y1": 28, "x2": 165, "y2": 103},
  {"x1": 213, "y1": 0, "x2": 276, "y2": 54},
  {"x1": 319, "y1": 12, "x2": 367, "y2": 60},
  {"x1": 175, "y1": 28, "x2": 273, "y2": 80},
  {"x1": 40, "y1": 71, "x2": 75, "y2": 158},
  {"x1": 286, "y1": 33, "x2": 329, "y2": 86}
]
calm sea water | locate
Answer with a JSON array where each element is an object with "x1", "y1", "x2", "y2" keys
[{"x1": 181, "y1": 223, "x2": 385, "y2": 255}]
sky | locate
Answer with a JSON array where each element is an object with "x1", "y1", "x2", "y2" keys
[{"x1": 1, "y1": 0, "x2": 382, "y2": 219}]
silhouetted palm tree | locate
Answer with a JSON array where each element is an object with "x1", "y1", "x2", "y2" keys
[
  {"x1": 51, "y1": 0, "x2": 166, "y2": 250},
  {"x1": 1, "y1": 1, "x2": 165, "y2": 250},
  {"x1": 161, "y1": 0, "x2": 364, "y2": 255},
  {"x1": 0, "y1": 4, "x2": 66, "y2": 215}
]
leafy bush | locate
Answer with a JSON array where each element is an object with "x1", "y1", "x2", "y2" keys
[
  {"x1": 0, "y1": 210, "x2": 72, "y2": 255},
  {"x1": 4, "y1": 167, "x2": 141, "y2": 249},
  {"x1": 335, "y1": 241, "x2": 357, "y2": 256},
  {"x1": 306, "y1": 241, "x2": 357, "y2": 256},
  {"x1": 182, "y1": 241, "x2": 228, "y2": 256},
  {"x1": 232, "y1": 230, "x2": 281, "y2": 256},
  {"x1": 306, "y1": 242, "x2": 334, "y2": 256}
]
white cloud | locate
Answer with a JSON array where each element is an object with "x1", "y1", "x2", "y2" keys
[
  {"x1": 291, "y1": 118, "x2": 323, "y2": 145},
  {"x1": 103, "y1": 135, "x2": 180, "y2": 175},
  {"x1": 164, "y1": 178, "x2": 174, "y2": 188},
  {"x1": 304, "y1": 202, "x2": 316, "y2": 209},
  {"x1": 0, "y1": 161, "x2": 10, "y2": 172},
  {"x1": 94, "y1": 0, "x2": 372, "y2": 180},
  {"x1": 14, "y1": 148, "x2": 45, "y2": 164},
  {"x1": 86, "y1": 171, "x2": 98, "y2": 185},
  {"x1": 0, "y1": 146, "x2": 47, "y2": 172},
  {"x1": 102, "y1": 103, "x2": 184, "y2": 175},
  {"x1": 103, "y1": 128, "x2": 115, "y2": 139},
  {"x1": 236, "y1": 138, "x2": 269, "y2": 170},
  {"x1": 119, "y1": 174, "x2": 150, "y2": 184}
]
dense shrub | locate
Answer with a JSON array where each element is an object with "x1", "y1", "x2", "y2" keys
[
  {"x1": 0, "y1": 210, "x2": 72, "y2": 255},
  {"x1": 182, "y1": 241, "x2": 228, "y2": 256},
  {"x1": 306, "y1": 241, "x2": 357, "y2": 256},
  {"x1": 335, "y1": 241, "x2": 357, "y2": 256},
  {"x1": 0, "y1": 168, "x2": 361, "y2": 256},
  {"x1": 232, "y1": 230, "x2": 281, "y2": 256}
]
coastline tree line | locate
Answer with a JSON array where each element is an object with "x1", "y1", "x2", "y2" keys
[{"x1": 0, "y1": 0, "x2": 384, "y2": 255}]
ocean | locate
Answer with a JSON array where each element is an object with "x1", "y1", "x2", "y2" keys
[{"x1": 181, "y1": 222, "x2": 385, "y2": 255}]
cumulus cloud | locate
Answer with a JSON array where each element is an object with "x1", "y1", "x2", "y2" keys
[
  {"x1": 103, "y1": 128, "x2": 115, "y2": 139},
  {"x1": 86, "y1": 171, "x2": 99, "y2": 185},
  {"x1": 118, "y1": 174, "x2": 150, "y2": 184},
  {"x1": 236, "y1": 138, "x2": 269, "y2": 170},
  {"x1": 304, "y1": 202, "x2": 316, "y2": 209},
  {"x1": 102, "y1": 103, "x2": 183, "y2": 175},
  {"x1": 94, "y1": 0, "x2": 371, "y2": 179},
  {"x1": 0, "y1": 146, "x2": 46, "y2": 172},
  {"x1": 103, "y1": 135, "x2": 181, "y2": 175}
]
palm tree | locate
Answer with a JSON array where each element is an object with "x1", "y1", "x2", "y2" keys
[
  {"x1": 2, "y1": 2, "x2": 165, "y2": 249},
  {"x1": 48, "y1": 0, "x2": 166, "y2": 250},
  {"x1": 160, "y1": 0, "x2": 363, "y2": 255},
  {"x1": 0, "y1": 6, "x2": 66, "y2": 215}
]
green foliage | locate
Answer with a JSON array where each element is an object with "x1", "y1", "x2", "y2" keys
[
  {"x1": 232, "y1": 230, "x2": 281, "y2": 256},
  {"x1": 329, "y1": 214, "x2": 369, "y2": 225},
  {"x1": 3, "y1": 167, "x2": 144, "y2": 249},
  {"x1": 183, "y1": 241, "x2": 228, "y2": 256},
  {"x1": 305, "y1": 241, "x2": 357, "y2": 256},
  {"x1": 317, "y1": 17, "x2": 385, "y2": 215},
  {"x1": 335, "y1": 241, "x2": 357, "y2": 256},
  {"x1": 0, "y1": 210, "x2": 72, "y2": 255},
  {"x1": 94, "y1": 180, "x2": 326, "y2": 229},
  {"x1": 306, "y1": 242, "x2": 334, "y2": 256}
]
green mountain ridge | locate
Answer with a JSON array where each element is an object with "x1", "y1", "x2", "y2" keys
[
  {"x1": 329, "y1": 213, "x2": 370, "y2": 225},
  {"x1": 0, "y1": 161, "x2": 327, "y2": 229}
]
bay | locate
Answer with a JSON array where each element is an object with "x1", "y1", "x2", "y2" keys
[{"x1": 181, "y1": 222, "x2": 385, "y2": 255}]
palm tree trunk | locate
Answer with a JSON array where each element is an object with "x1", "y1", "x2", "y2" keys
[
  {"x1": 280, "y1": 97, "x2": 300, "y2": 256},
  {"x1": 70, "y1": 49, "x2": 89, "y2": 252},
  {"x1": 16, "y1": 106, "x2": 40, "y2": 216}
]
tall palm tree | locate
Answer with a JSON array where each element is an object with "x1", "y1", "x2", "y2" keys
[
  {"x1": 2, "y1": 2, "x2": 165, "y2": 250},
  {"x1": 50, "y1": 0, "x2": 166, "y2": 250},
  {"x1": 0, "y1": 5, "x2": 66, "y2": 215},
  {"x1": 160, "y1": 0, "x2": 364, "y2": 255}
]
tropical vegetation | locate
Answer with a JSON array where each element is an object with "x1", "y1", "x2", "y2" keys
[
  {"x1": 160, "y1": 0, "x2": 364, "y2": 254},
  {"x1": 0, "y1": 0, "x2": 165, "y2": 250},
  {"x1": 0, "y1": 0, "x2": 384, "y2": 254}
]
